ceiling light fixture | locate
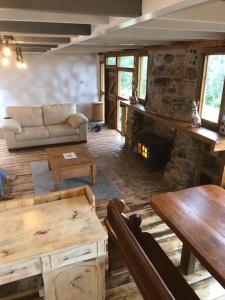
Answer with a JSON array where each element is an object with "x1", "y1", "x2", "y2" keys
[
  {"x1": 1, "y1": 56, "x2": 10, "y2": 66},
  {"x1": 0, "y1": 35, "x2": 27, "y2": 68}
]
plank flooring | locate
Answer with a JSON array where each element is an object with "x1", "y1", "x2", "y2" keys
[{"x1": 0, "y1": 128, "x2": 224, "y2": 300}]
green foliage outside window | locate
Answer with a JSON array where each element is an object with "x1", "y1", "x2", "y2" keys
[
  {"x1": 138, "y1": 56, "x2": 148, "y2": 99},
  {"x1": 118, "y1": 71, "x2": 133, "y2": 99},
  {"x1": 202, "y1": 55, "x2": 225, "y2": 123},
  {"x1": 118, "y1": 56, "x2": 134, "y2": 68},
  {"x1": 106, "y1": 57, "x2": 116, "y2": 65}
]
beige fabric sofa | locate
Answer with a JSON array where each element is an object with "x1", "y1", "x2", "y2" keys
[{"x1": 2, "y1": 103, "x2": 88, "y2": 150}]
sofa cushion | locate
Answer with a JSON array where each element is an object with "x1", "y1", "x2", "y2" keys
[
  {"x1": 43, "y1": 103, "x2": 76, "y2": 126},
  {"x1": 16, "y1": 126, "x2": 49, "y2": 141},
  {"x1": 46, "y1": 124, "x2": 79, "y2": 137},
  {"x1": 6, "y1": 106, "x2": 43, "y2": 127}
]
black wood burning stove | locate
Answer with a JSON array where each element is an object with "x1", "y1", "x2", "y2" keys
[{"x1": 136, "y1": 133, "x2": 171, "y2": 169}]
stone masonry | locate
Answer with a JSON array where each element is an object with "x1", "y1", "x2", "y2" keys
[
  {"x1": 124, "y1": 48, "x2": 203, "y2": 189},
  {"x1": 164, "y1": 131, "x2": 201, "y2": 189},
  {"x1": 146, "y1": 48, "x2": 201, "y2": 121}
]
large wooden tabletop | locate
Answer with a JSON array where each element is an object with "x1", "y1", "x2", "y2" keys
[
  {"x1": 0, "y1": 194, "x2": 106, "y2": 267},
  {"x1": 150, "y1": 184, "x2": 225, "y2": 288}
]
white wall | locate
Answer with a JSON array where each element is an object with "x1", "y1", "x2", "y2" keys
[{"x1": 0, "y1": 53, "x2": 99, "y2": 119}]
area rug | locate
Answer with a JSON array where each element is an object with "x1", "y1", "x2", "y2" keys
[{"x1": 31, "y1": 160, "x2": 122, "y2": 201}]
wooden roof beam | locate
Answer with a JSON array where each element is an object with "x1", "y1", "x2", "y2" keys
[
  {"x1": 13, "y1": 36, "x2": 70, "y2": 44},
  {"x1": 0, "y1": 0, "x2": 142, "y2": 17},
  {"x1": 0, "y1": 21, "x2": 91, "y2": 36},
  {"x1": 0, "y1": 9, "x2": 109, "y2": 25}
]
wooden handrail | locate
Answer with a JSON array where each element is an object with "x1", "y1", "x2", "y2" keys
[{"x1": 105, "y1": 198, "x2": 200, "y2": 300}]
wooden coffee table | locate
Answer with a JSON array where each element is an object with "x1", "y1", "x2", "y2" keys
[{"x1": 46, "y1": 145, "x2": 96, "y2": 190}]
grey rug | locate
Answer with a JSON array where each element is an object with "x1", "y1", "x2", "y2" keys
[{"x1": 31, "y1": 160, "x2": 121, "y2": 201}]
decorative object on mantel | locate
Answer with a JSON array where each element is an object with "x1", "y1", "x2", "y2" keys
[
  {"x1": 129, "y1": 88, "x2": 139, "y2": 105},
  {"x1": 219, "y1": 115, "x2": 225, "y2": 136},
  {"x1": 190, "y1": 100, "x2": 202, "y2": 127},
  {"x1": 0, "y1": 35, "x2": 27, "y2": 68}
]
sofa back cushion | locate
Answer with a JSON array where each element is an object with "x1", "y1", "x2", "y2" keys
[
  {"x1": 43, "y1": 103, "x2": 76, "y2": 126},
  {"x1": 6, "y1": 106, "x2": 43, "y2": 127}
]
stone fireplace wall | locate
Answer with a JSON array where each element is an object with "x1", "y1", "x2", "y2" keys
[{"x1": 125, "y1": 48, "x2": 203, "y2": 189}]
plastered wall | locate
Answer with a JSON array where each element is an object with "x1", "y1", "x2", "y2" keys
[{"x1": 0, "y1": 53, "x2": 99, "y2": 119}]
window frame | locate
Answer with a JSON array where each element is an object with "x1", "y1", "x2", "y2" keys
[
  {"x1": 104, "y1": 51, "x2": 149, "y2": 133},
  {"x1": 199, "y1": 51, "x2": 225, "y2": 131}
]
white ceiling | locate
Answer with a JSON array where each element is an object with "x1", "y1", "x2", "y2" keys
[{"x1": 0, "y1": 0, "x2": 225, "y2": 55}]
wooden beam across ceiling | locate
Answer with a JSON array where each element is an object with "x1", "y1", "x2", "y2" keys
[
  {"x1": 0, "y1": 0, "x2": 142, "y2": 17},
  {"x1": 0, "y1": 21, "x2": 91, "y2": 36},
  {"x1": 14, "y1": 36, "x2": 70, "y2": 45},
  {"x1": 8, "y1": 43, "x2": 58, "y2": 48},
  {"x1": 0, "y1": 9, "x2": 109, "y2": 25}
]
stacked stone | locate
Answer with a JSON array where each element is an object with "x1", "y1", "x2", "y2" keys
[
  {"x1": 121, "y1": 107, "x2": 127, "y2": 137},
  {"x1": 146, "y1": 49, "x2": 201, "y2": 122},
  {"x1": 164, "y1": 131, "x2": 201, "y2": 189},
  {"x1": 125, "y1": 110, "x2": 143, "y2": 149}
]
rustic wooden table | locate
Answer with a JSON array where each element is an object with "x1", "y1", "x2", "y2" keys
[
  {"x1": 46, "y1": 145, "x2": 97, "y2": 190},
  {"x1": 151, "y1": 184, "x2": 225, "y2": 288},
  {"x1": 0, "y1": 186, "x2": 106, "y2": 300}
]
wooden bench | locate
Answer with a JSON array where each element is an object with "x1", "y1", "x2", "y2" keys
[{"x1": 104, "y1": 198, "x2": 200, "y2": 300}]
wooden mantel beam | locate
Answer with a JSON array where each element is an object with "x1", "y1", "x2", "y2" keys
[{"x1": 0, "y1": 0, "x2": 142, "y2": 17}]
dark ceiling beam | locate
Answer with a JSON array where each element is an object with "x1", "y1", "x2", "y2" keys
[
  {"x1": 9, "y1": 47, "x2": 50, "y2": 52},
  {"x1": 4, "y1": 43, "x2": 58, "y2": 48},
  {"x1": 0, "y1": 0, "x2": 141, "y2": 17},
  {"x1": 0, "y1": 21, "x2": 91, "y2": 36},
  {"x1": 13, "y1": 36, "x2": 70, "y2": 44}
]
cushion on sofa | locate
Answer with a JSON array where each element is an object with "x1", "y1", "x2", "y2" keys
[
  {"x1": 67, "y1": 113, "x2": 88, "y2": 128},
  {"x1": 43, "y1": 103, "x2": 76, "y2": 126},
  {"x1": 16, "y1": 126, "x2": 49, "y2": 141},
  {"x1": 6, "y1": 106, "x2": 43, "y2": 127},
  {"x1": 1, "y1": 119, "x2": 22, "y2": 134},
  {"x1": 46, "y1": 124, "x2": 79, "y2": 137}
]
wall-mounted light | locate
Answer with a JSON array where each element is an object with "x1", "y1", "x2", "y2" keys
[
  {"x1": 3, "y1": 38, "x2": 11, "y2": 57},
  {"x1": 1, "y1": 56, "x2": 10, "y2": 66},
  {"x1": 16, "y1": 47, "x2": 27, "y2": 69},
  {"x1": 1, "y1": 35, "x2": 27, "y2": 68}
]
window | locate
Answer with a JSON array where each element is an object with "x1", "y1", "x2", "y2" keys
[
  {"x1": 118, "y1": 56, "x2": 134, "y2": 68},
  {"x1": 100, "y1": 63, "x2": 105, "y2": 92},
  {"x1": 201, "y1": 54, "x2": 225, "y2": 124},
  {"x1": 106, "y1": 56, "x2": 116, "y2": 65},
  {"x1": 138, "y1": 56, "x2": 148, "y2": 100},
  {"x1": 118, "y1": 71, "x2": 133, "y2": 99}
]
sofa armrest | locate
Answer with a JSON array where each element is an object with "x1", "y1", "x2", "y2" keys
[
  {"x1": 78, "y1": 122, "x2": 87, "y2": 141},
  {"x1": 67, "y1": 113, "x2": 88, "y2": 129},
  {"x1": 0, "y1": 118, "x2": 22, "y2": 134}
]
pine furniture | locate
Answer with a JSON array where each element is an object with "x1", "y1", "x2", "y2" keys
[
  {"x1": 151, "y1": 184, "x2": 225, "y2": 287},
  {"x1": 0, "y1": 186, "x2": 106, "y2": 300},
  {"x1": 46, "y1": 145, "x2": 97, "y2": 190}
]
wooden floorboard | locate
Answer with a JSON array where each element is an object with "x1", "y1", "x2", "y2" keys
[{"x1": 0, "y1": 128, "x2": 224, "y2": 300}]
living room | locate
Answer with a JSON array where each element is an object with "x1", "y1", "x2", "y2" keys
[{"x1": 0, "y1": 1, "x2": 225, "y2": 299}]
